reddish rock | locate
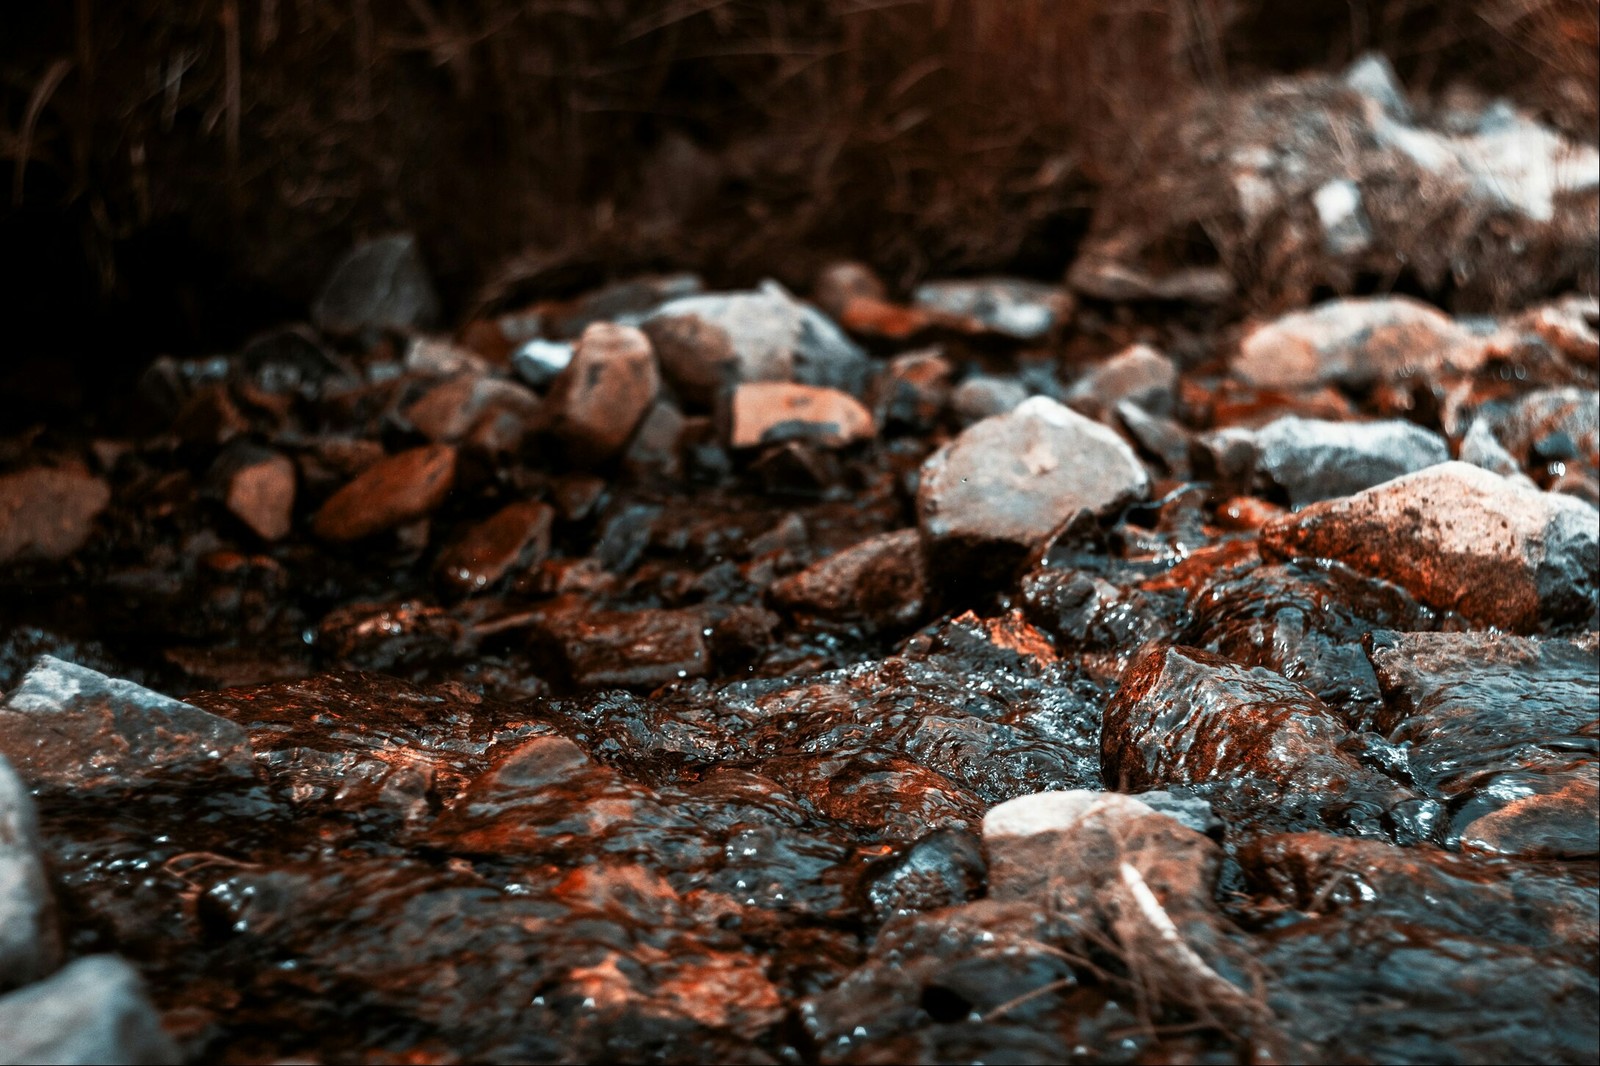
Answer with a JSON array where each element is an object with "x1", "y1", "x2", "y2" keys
[
  {"x1": 0, "y1": 466, "x2": 111, "y2": 564},
  {"x1": 435, "y1": 501, "x2": 554, "y2": 597},
  {"x1": 312, "y1": 444, "x2": 457, "y2": 542},
  {"x1": 536, "y1": 606, "x2": 710, "y2": 688},
  {"x1": 728, "y1": 382, "x2": 875, "y2": 449},
  {"x1": 813, "y1": 260, "x2": 887, "y2": 320},
  {"x1": 222, "y1": 449, "x2": 297, "y2": 542},
  {"x1": 1066, "y1": 343, "x2": 1178, "y2": 419},
  {"x1": 544, "y1": 323, "x2": 660, "y2": 463},
  {"x1": 769, "y1": 528, "x2": 925, "y2": 629},
  {"x1": 1260, "y1": 461, "x2": 1598, "y2": 631},
  {"x1": 405, "y1": 375, "x2": 538, "y2": 444},
  {"x1": 870, "y1": 348, "x2": 952, "y2": 430}
]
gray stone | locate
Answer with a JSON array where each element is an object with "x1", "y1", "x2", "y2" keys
[
  {"x1": 911, "y1": 278, "x2": 1071, "y2": 341},
  {"x1": 766, "y1": 281, "x2": 871, "y2": 396},
  {"x1": 0, "y1": 467, "x2": 110, "y2": 565},
  {"x1": 1233, "y1": 297, "x2": 1485, "y2": 393},
  {"x1": 1252, "y1": 415, "x2": 1449, "y2": 507},
  {"x1": 312, "y1": 234, "x2": 439, "y2": 338},
  {"x1": 510, "y1": 339, "x2": 574, "y2": 389},
  {"x1": 1460, "y1": 415, "x2": 1535, "y2": 484},
  {"x1": 917, "y1": 396, "x2": 1149, "y2": 576},
  {"x1": 1066, "y1": 343, "x2": 1177, "y2": 419},
  {"x1": 0, "y1": 656, "x2": 254, "y2": 790},
  {"x1": 0, "y1": 754, "x2": 58, "y2": 990},
  {"x1": 543, "y1": 323, "x2": 660, "y2": 463},
  {"x1": 1261, "y1": 461, "x2": 1599, "y2": 631},
  {"x1": 948, "y1": 375, "x2": 1028, "y2": 425},
  {"x1": 642, "y1": 290, "x2": 801, "y2": 405},
  {"x1": 0, "y1": 954, "x2": 180, "y2": 1065}
]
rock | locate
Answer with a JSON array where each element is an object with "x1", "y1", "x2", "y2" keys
[
  {"x1": 813, "y1": 260, "x2": 887, "y2": 320},
  {"x1": 1066, "y1": 344, "x2": 1177, "y2": 419},
  {"x1": 947, "y1": 375, "x2": 1028, "y2": 425},
  {"x1": 728, "y1": 383, "x2": 875, "y2": 449},
  {"x1": 0, "y1": 955, "x2": 180, "y2": 1065},
  {"x1": 1260, "y1": 461, "x2": 1599, "y2": 631},
  {"x1": 435, "y1": 501, "x2": 554, "y2": 597},
  {"x1": 1115, "y1": 400, "x2": 1191, "y2": 473},
  {"x1": 0, "y1": 656, "x2": 253, "y2": 790},
  {"x1": 405, "y1": 336, "x2": 491, "y2": 378},
  {"x1": 404, "y1": 375, "x2": 539, "y2": 444},
  {"x1": 1102, "y1": 644, "x2": 1412, "y2": 822},
  {"x1": 1366, "y1": 630, "x2": 1599, "y2": 858},
  {"x1": 911, "y1": 278, "x2": 1071, "y2": 341},
  {"x1": 981, "y1": 790, "x2": 1278, "y2": 1043},
  {"x1": 212, "y1": 445, "x2": 296, "y2": 541},
  {"x1": 621, "y1": 399, "x2": 686, "y2": 481},
  {"x1": 312, "y1": 233, "x2": 439, "y2": 338},
  {"x1": 510, "y1": 339, "x2": 575, "y2": 389},
  {"x1": 642, "y1": 290, "x2": 801, "y2": 405},
  {"x1": 775, "y1": 282, "x2": 871, "y2": 396},
  {"x1": 768, "y1": 528, "x2": 926, "y2": 630},
  {"x1": 537, "y1": 273, "x2": 704, "y2": 338},
  {"x1": 543, "y1": 323, "x2": 660, "y2": 463},
  {"x1": 1190, "y1": 426, "x2": 1259, "y2": 493},
  {"x1": 1460, "y1": 415, "x2": 1535, "y2": 484},
  {"x1": 870, "y1": 348, "x2": 952, "y2": 431},
  {"x1": 536, "y1": 606, "x2": 710, "y2": 688},
  {"x1": 1479, "y1": 386, "x2": 1599, "y2": 483},
  {"x1": 316, "y1": 600, "x2": 467, "y2": 673},
  {"x1": 0, "y1": 754, "x2": 59, "y2": 989},
  {"x1": 311, "y1": 444, "x2": 457, "y2": 542},
  {"x1": 858, "y1": 828, "x2": 986, "y2": 921},
  {"x1": 916, "y1": 396, "x2": 1149, "y2": 579},
  {"x1": 0, "y1": 466, "x2": 110, "y2": 565},
  {"x1": 1233, "y1": 297, "x2": 1484, "y2": 392},
  {"x1": 1067, "y1": 256, "x2": 1234, "y2": 304},
  {"x1": 1252, "y1": 416, "x2": 1449, "y2": 507}
]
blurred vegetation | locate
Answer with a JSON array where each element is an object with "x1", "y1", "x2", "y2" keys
[{"x1": 1, "y1": 0, "x2": 1596, "y2": 360}]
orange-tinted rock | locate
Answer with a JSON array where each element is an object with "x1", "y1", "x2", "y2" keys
[
  {"x1": 222, "y1": 449, "x2": 297, "y2": 542},
  {"x1": 312, "y1": 444, "x2": 457, "y2": 542},
  {"x1": 769, "y1": 528, "x2": 925, "y2": 629},
  {"x1": 543, "y1": 323, "x2": 659, "y2": 463},
  {"x1": 0, "y1": 466, "x2": 110, "y2": 564},
  {"x1": 537, "y1": 606, "x2": 709, "y2": 688},
  {"x1": 435, "y1": 501, "x2": 553, "y2": 596},
  {"x1": 405, "y1": 375, "x2": 538, "y2": 444},
  {"x1": 1261, "y1": 461, "x2": 1598, "y2": 631},
  {"x1": 728, "y1": 382, "x2": 875, "y2": 449}
]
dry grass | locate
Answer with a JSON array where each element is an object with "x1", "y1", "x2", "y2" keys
[{"x1": 0, "y1": 0, "x2": 1594, "y2": 332}]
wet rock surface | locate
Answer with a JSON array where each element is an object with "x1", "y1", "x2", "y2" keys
[{"x1": 3, "y1": 102, "x2": 1600, "y2": 1066}]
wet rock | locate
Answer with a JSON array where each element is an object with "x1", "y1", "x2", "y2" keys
[
  {"x1": 311, "y1": 443, "x2": 456, "y2": 542},
  {"x1": 1366, "y1": 630, "x2": 1599, "y2": 858},
  {"x1": 543, "y1": 323, "x2": 660, "y2": 463},
  {"x1": 1066, "y1": 343, "x2": 1178, "y2": 419},
  {"x1": 1102, "y1": 645, "x2": 1414, "y2": 827},
  {"x1": 1183, "y1": 561, "x2": 1434, "y2": 730},
  {"x1": 190, "y1": 671, "x2": 520, "y2": 821},
  {"x1": 312, "y1": 233, "x2": 439, "y2": 338},
  {"x1": 0, "y1": 754, "x2": 59, "y2": 989},
  {"x1": 947, "y1": 375, "x2": 1028, "y2": 425},
  {"x1": 536, "y1": 606, "x2": 710, "y2": 688},
  {"x1": 435, "y1": 500, "x2": 553, "y2": 597},
  {"x1": 870, "y1": 348, "x2": 952, "y2": 431},
  {"x1": 404, "y1": 375, "x2": 538, "y2": 444},
  {"x1": 728, "y1": 382, "x2": 874, "y2": 449},
  {"x1": 1260, "y1": 461, "x2": 1599, "y2": 631},
  {"x1": 911, "y1": 278, "x2": 1071, "y2": 341},
  {"x1": 916, "y1": 396, "x2": 1149, "y2": 580},
  {"x1": 315, "y1": 600, "x2": 468, "y2": 673},
  {"x1": 1252, "y1": 415, "x2": 1449, "y2": 507},
  {"x1": 1233, "y1": 297, "x2": 1484, "y2": 393},
  {"x1": 211, "y1": 444, "x2": 296, "y2": 541},
  {"x1": 859, "y1": 828, "x2": 986, "y2": 921},
  {"x1": 981, "y1": 790, "x2": 1280, "y2": 1045},
  {"x1": 768, "y1": 528, "x2": 925, "y2": 630},
  {"x1": 0, "y1": 955, "x2": 180, "y2": 1065},
  {"x1": 1241, "y1": 831, "x2": 1599, "y2": 959},
  {"x1": 1478, "y1": 385, "x2": 1599, "y2": 483},
  {"x1": 1017, "y1": 567, "x2": 1167, "y2": 661},
  {"x1": 1460, "y1": 414, "x2": 1536, "y2": 484},
  {"x1": 0, "y1": 466, "x2": 110, "y2": 565},
  {"x1": 509, "y1": 338, "x2": 574, "y2": 389},
  {"x1": 0, "y1": 656, "x2": 254, "y2": 790}
]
